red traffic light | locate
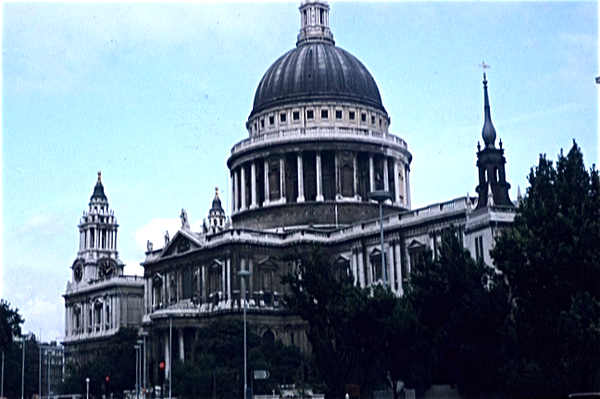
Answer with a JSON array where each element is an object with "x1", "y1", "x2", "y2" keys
[
  {"x1": 159, "y1": 361, "x2": 165, "y2": 370},
  {"x1": 105, "y1": 375, "x2": 110, "y2": 383}
]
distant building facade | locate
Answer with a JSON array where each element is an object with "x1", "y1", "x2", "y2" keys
[
  {"x1": 63, "y1": 173, "x2": 144, "y2": 364},
  {"x1": 138, "y1": 0, "x2": 516, "y2": 383}
]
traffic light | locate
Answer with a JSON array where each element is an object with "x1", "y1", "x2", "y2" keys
[
  {"x1": 158, "y1": 361, "x2": 166, "y2": 385},
  {"x1": 105, "y1": 374, "x2": 111, "y2": 394}
]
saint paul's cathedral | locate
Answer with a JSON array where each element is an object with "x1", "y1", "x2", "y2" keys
[{"x1": 63, "y1": 0, "x2": 517, "y2": 384}]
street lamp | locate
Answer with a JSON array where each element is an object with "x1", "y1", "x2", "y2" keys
[
  {"x1": 139, "y1": 331, "x2": 149, "y2": 397},
  {"x1": 134, "y1": 345, "x2": 140, "y2": 399},
  {"x1": 136, "y1": 339, "x2": 144, "y2": 398},
  {"x1": 86, "y1": 377, "x2": 90, "y2": 399},
  {"x1": 237, "y1": 269, "x2": 252, "y2": 399},
  {"x1": 368, "y1": 190, "x2": 394, "y2": 287}
]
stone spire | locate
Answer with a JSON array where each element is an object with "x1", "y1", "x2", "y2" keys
[
  {"x1": 481, "y1": 73, "x2": 497, "y2": 148},
  {"x1": 297, "y1": 0, "x2": 335, "y2": 46}
]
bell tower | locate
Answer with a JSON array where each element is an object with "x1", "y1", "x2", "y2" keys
[
  {"x1": 475, "y1": 74, "x2": 513, "y2": 209},
  {"x1": 72, "y1": 172, "x2": 123, "y2": 284}
]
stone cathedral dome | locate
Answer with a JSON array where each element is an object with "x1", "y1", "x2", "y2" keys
[{"x1": 251, "y1": 43, "x2": 386, "y2": 117}]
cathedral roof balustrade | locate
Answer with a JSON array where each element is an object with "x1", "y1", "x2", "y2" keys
[{"x1": 231, "y1": 126, "x2": 407, "y2": 155}]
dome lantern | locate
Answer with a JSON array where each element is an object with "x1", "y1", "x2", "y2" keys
[{"x1": 297, "y1": 0, "x2": 334, "y2": 46}]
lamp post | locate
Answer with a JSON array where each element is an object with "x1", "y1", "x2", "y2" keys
[
  {"x1": 368, "y1": 190, "x2": 393, "y2": 287},
  {"x1": 86, "y1": 377, "x2": 90, "y2": 399},
  {"x1": 237, "y1": 269, "x2": 252, "y2": 399},
  {"x1": 47, "y1": 350, "x2": 52, "y2": 399},
  {"x1": 19, "y1": 336, "x2": 26, "y2": 399},
  {"x1": 134, "y1": 345, "x2": 140, "y2": 399},
  {"x1": 136, "y1": 339, "x2": 144, "y2": 398},
  {"x1": 139, "y1": 332, "x2": 149, "y2": 399}
]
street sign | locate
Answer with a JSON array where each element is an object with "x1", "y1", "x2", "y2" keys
[{"x1": 253, "y1": 369, "x2": 270, "y2": 380}]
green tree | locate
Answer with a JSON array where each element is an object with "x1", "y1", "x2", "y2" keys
[
  {"x1": 0, "y1": 299, "x2": 24, "y2": 352},
  {"x1": 60, "y1": 328, "x2": 138, "y2": 397},
  {"x1": 282, "y1": 248, "x2": 381, "y2": 399},
  {"x1": 407, "y1": 229, "x2": 509, "y2": 397},
  {"x1": 492, "y1": 142, "x2": 600, "y2": 397}
]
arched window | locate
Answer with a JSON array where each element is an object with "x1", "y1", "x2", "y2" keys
[{"x1": 369, "y1": 249, "x2": 383, "y2": 283}]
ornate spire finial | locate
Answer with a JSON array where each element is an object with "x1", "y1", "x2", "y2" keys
[
  {"x1": 97, "y1": 171, "x2": 102, "y2": 183},
  {"x1": 480, "y1": 65, "x2": 497, "y2": 149},
  {"x1": 215, "y1": 186, "x2": 219, "y2": 198}
]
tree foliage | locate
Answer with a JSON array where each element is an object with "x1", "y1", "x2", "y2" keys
[
  {"x1": 60, "y1": 328, "x2": 139, "y2": 397},
  {"x1": 491, "y1": 141, "x2": 600, "y2": 397},
  {"x1": 0, "y1": 299, "x2": 24, "y2": 352},
  {"x1": 171, "y1": 319, "x2": 307, "y2": 399},
  {"x1": 407, "y1": 229, "x2": 510, "y2": 398}
]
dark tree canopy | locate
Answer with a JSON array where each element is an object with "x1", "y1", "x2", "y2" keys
[
  {"x1": 491, "y1": 141, "x2": 600, "y2": 397},
  {"x1": 0, "y1": 299, "x2": 24, "y2": 351}
]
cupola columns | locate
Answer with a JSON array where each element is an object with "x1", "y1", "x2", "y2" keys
[{"x1": 297, "y1": 0, "x2": 335, "y2": 46}]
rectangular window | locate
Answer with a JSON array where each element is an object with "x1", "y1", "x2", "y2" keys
[
  {"x1": 306, "y1": 110, "x2": 314, "y2": 119},
  {"x1": 321, "y1": 109, "x2": 329, "y2": 119},
  {"x1": 379, "y1": 118, "x2": 382, "y2": 127},
  {"x1": 349, "y1": 111, "x2": 355, "y2": 120},
  {"x1": 371, "y1": 115, "x2": 376, "y2": 124},
  {"x1": 361, "y1": 113, "x2": 367, "y2": 122},
  {"x1": 293, "y1": 111, "x2": 300, "y2": 121},
  {"x1": 335, "y1": 110, "x2": 342, "y2": 119},
  {"x1": 260, "y1": 119, "x2": 265, "y2": 128},
  {"x1": 269, "y1": 115, "x2": 275, "y2": 125},
  {"x1": 280, "y1": 113, "x2": 287, "y2": 123}
]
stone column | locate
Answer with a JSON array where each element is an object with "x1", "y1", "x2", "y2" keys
[
  {"x1": 263, "y1": 159, "x2": 270, "y2": 205},
  {"x1": 227, "y1": 258, "x2": 232, "y2": 304},
  {"x1": 357, "y1": 249, "x2": 365, "y2": 288},
  {"x1": 386, "y1": 243, "x2": 393, "y2": 292},
  {"x1": 334, "y1": 152, "x2": 340, "y2": 197},
  {"x1": 230, "y1": 172, "x2": 235, "y2": 214},
  {"x1": 353, "y1": 153, "x2": 358, "y2": 198},
  {"x1": 393, "y1": 160, "x2": 401, "y2": 205},
  {"x1": 369, "y1": 154, "x2": 375, "y2": 193},
  {"x1": 406, "y1": 166, "x2": 411, "y2": 209},
  {"x1": 164, "y1": 331, "x2": 171, "y2": 376},
  {"x1": 279, "y1": 157, "x2": 286, "y2": 202},
  {"x1": 351, "y1": 249, "x2": 358, "y2": 286},
  {"x1": 395, "y1": 242, "x2": 403, "y2": 296},
  {"x1": 316, "y1": 152, "x2": 324, "y2": 201},
  {"x1": 178, "y1": 329, "x2": 185, "y2": 361},
  {"x1": 240, "y1": 165, "x2": 247, "y2": 211},
  {"x1": 297, "y1": 153, "x2": 305, "y2": 202},
  {"x1": 233, "y1": 169, "x2": 239, "y2": 212},
  {"x1": 250, "y1": 161, "x2": 257, "y2": 209},
  {"x1": 383, "y1": 157, "x2": 389, "y2": 192}
]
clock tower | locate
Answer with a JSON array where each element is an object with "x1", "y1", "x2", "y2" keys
[
  {"x1": 72, "y1": 171, "x2": 123, "y2": 282},
  {"x1": 63, "y1": 173, "x2": 144, "y2": 364}
]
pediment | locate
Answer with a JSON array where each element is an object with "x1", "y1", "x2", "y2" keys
[
  {"x1": 160, "y1": 229, "x2": 201, "y2": 258},
  {"x1": 407, "y1": 239, "x2": 425, "y2": 250}
]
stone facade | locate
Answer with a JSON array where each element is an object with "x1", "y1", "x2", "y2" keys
[{"x1": 138, "y1": 0, "x2": 516, "y2": 383}]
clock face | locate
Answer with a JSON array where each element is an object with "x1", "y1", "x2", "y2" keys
[
  {"x1": 98, "y1": 258, "x2": 116, "y2": 279},
  {"x1": 73, "y1": 261, "x2": 83, "y2": 283}
]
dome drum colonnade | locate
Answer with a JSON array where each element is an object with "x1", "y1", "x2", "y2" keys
[{"x1": 228, "y1": 0, "x2": 412, "y2": 230}]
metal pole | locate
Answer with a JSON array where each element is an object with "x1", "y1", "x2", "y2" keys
[
  {"x1": 143, "y1": 335, "x2": 147, "y2": 398},
  {"x1": 21, "y1": 338, "x2": 25, "y2": 399},
  {"x1": 39, "y1": 346, "x2": 42, "y2": 399},
  {"x1": 135, "y1": 346, "x2": 139, "y2": 399},
  {"x1": 86, "y1": 377, "x2": 89, "y2": 399},
  {"x1": 2, "y1": 350, "x2": 5, "y2": 399},
  {"x1": 237, "y1": 270, "x2": 251, "y2": 399},
  {"x1": 48, "y1": 351, "x2": 51, "y2": 398},
  {"x1": 169, "y1": 318, "x2": 172, "y2": 399},
  {"x1": 243, "y1": 276, "x2": 247, "y2": 399}
]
